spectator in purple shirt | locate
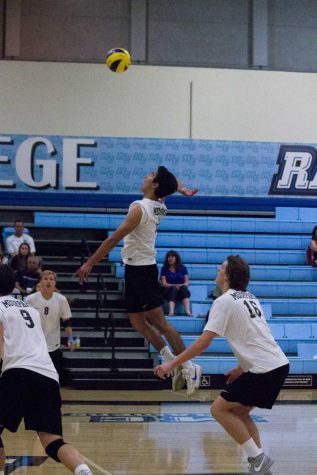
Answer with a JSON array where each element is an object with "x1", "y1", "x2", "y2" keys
[{"x1": 160, "y1": 250, "x2": 192, "y2": 316}]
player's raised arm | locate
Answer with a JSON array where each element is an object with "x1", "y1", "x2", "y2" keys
[{"x1": 75, "y1": 205, "x2": 142, "y2": 284}]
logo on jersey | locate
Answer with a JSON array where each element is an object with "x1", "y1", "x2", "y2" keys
[
  {"x1": 269, "y1": 145, "x2": 317, "y2": 195},
  {"x1": 153, "y1": 206, "x2": 167, "y2": 216}
]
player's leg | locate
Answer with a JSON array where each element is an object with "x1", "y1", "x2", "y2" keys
[
  {"x1": 147, "y1": 306, "x2": 202, "y2": 395},
  {"x1": 129, "y1": 311, "x2": 167, "y2": 351},
  {"x1": 38, "y1": 432, "x2": 92, "y2": 475},
  {"x1": 211, "y1": 396, "x2": 256, "y2": 445},
  {"x1": 145, "y1": 306, "x2": 186, "y2": 354},
  {"x1": 232, "y1": 405, "x2": 261, "y2": 448}
]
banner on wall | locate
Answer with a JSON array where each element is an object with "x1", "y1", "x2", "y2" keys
[{"x1": 0, "y1": 134, "x2": 316, "y2": 209}]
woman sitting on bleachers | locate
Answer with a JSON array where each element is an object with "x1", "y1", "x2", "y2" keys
[
  {"x1": 309, "y1": 225, "x2": 317, "y2": 266},
  {"x1": 10, "y1": 242, "x2": 31, "y2": 271},
  {"x1": 160, "y1": 250, "x2": 192, "y2": 316}
]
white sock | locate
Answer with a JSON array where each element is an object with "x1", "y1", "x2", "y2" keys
[
  {"x1": 240, "y1": 438, "x2": 263, "y2": 459},
  {"x1": 74, "y1": 464, "x2": 92, "y2": 475},
  {"x1": 159, "y1": 345, "x2": 175, "y2": 362}
]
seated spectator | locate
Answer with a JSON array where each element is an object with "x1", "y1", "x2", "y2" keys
[
  {"x1": 10, "y1": 242, "x2": 31, "y2": 271},
  {"x1": 14, "y1": 255, "x2": 42, "y2": 296},
  {"x1": 0, "y1": 243, "x2": 8, "y2": 265},
  {"x1": 160, "y1": 250, "x2": 192, "y2": 316},
  {"x1": 6, "y1": 219, "x2": 36, "y2": 257},
  {"x1": 309, "y1": 225, "x2": 317, "y2": 266}
]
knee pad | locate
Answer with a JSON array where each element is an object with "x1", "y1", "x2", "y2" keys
[{"x1": 45, "y1": 438, "x2": 67, "y2": 462}]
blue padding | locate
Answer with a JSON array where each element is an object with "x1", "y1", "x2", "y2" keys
[
  {"x1": 276, "y1": 207, "x2": 317, "y2": 222},
  {"x1": 262, "y1": 299, "x2": 317, "y2": 316},
  {"x1": 166, "y1": 317, "x2": 317, "y2": 335},
  {"x1": 284, "y1": 323, "x2": 312, "y2": 339},
  {"x1": 155, "y1": 233, "x2": 308, "y2": 250},
  {"x1": 109, "y1": 247, "x2": 306, "y2": 265},
  {"x1": 312, "y1": 324, "x2": 317, "y2": 339},
  {"x1": 297, "y1": 343, "x2": 317, "y2": 358},
  {"x1": 115, "y1": 263, "x2": 315, "y2": 282},
  {"x1": 34, "y1": 211, "x2": 316, "y2": 234}
]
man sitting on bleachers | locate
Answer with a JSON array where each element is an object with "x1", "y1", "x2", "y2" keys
[{"x1": 5, "y1": 220, "x2": 36, "y2": 257}]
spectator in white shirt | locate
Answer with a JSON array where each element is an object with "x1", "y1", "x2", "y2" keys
[{"x1": 6, "y1": 220, "x2": 36, "y2": 257}]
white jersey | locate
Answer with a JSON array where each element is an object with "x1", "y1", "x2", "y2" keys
[
  {"x1": 121, "y1": 198, "x2": 167, "y2": 266},
  {"x1": 6, "y1": 233, "x2": 36, "y2": 254},
  {"x1": 0, "y1": 296, "x2": 58, "y2": 382},
  {"x1": 26, "y1": 292, "x2": 72, "y2": 352},
  {"x1": 204, "y1": 289, "x2": 289, "y2": 373}
]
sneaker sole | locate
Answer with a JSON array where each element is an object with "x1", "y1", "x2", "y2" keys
[{"x1": 172, "y1": 368, "x2": 186, "y2": 391}]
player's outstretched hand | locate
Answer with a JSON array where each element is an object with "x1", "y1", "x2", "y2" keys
[
  {"x1": 178, "y1": 186, "x2": 199, "y2": 197},
  {"x1": 154, "y1": 362, "x2": 173, "y2": 379},
  {"x1": 225, "y1": 365, "x2": 244, "y2": 384},
  {"x1": 74, "y1": 262, "x2": 93, "y2": 285}
]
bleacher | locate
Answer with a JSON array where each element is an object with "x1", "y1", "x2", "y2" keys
[{"x1": 33, "y1": 206, "x2": 317, "y2": 389}]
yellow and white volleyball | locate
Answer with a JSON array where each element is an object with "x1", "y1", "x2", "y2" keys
[{"x1": 105, "y1": 47, "x2": 131, "y2": 73}]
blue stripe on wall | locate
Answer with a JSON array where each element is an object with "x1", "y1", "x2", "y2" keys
[{"x1": 1, "y1": 191, "x2": 317, "y2": 212}]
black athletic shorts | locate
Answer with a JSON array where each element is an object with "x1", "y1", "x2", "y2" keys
[
  {"x1": 124, "y1": 264, "x2": 163, "y2": 313},
  {"x1": 220, "y1": 363, "x2": 289, "y2": 409},
  {"x1": 0, "y1": 368, "x2": 63, "y2": 435}
]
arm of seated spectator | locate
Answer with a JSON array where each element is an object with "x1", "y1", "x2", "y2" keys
[
  {"x1": 161, "y1": 275, "x2": 175, "y2": 288},
  {"x1": 310, "y1": 239, "x2": 317, "y2": 252},
  {"x1": 183, "y1": 274, "x2": 189, "y2": 287},
  {"x1": 14, "y1": 281, "x2": 27, "y2": 295}
]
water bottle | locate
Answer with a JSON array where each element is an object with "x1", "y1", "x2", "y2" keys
[{"x1": 75, "y1": 337, "x2": 81, "y2": 348}]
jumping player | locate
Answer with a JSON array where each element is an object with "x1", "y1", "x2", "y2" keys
[
  {"x1": 0, "y1": 264, "x2": 93, "y2": 475},
  {"x1": 155, "y1": 255, "x2": 289, "y2": 473},
  {"x1": 75, "y1": 166, "x2": 202, "y2": 395}
]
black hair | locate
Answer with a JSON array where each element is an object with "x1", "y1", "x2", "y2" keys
[
  {"x1": 0, "y1": 264, "x2": 16, "y2": 296},
  {"x1": 153, "y1": 166, "x2": 178, "y2": 199},
  {"x1": 226, "y1": 255, "x2": 250, "y2": 291},
  {"x1": 163, "y1": 250, "x2": 183, "y2": 270},
  {"x1": 312, "y1": 226, "x2": 317, "y2": 240}
]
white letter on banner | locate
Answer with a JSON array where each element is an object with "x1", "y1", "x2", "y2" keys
[
  {"x1": 63, "y1": 138, "x2": 97, "y2": 189},
  {"x1": 16, "y1": 137, "x2": 57, "y2": 188},
  {"x1": 308, "y1": 169, "x2": 317, "y2": 190},
  {"x1": 276, "y1": 151, "x2": 311, "y2": 189},
  {"x1": 0, "y1": 136, "x2": 14, "y2": 187}
]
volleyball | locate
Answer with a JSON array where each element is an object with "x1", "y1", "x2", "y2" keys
[{"x1": 105, "y1": 47, "x2": 131, "y2": 73}]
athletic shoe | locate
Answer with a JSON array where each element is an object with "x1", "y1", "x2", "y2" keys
[
  {"x1": 78, "y1": 470, "x2": 93, "y2": 475},
  {"x1": 248, "y1": 453, "x2": 274, "y2": 473},
  {"x1": 172, "y1": 366, "x2": 186, "y2": 391},
  {"x1": 181, "y1": 363, "x2": 202, "y2": 396}
]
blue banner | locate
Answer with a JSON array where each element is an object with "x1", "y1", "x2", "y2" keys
[{"x1": 1, "y1": 134, "x2": 316, "y2": 209}]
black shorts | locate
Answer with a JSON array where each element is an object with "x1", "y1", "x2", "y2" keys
[
  {"x1": 124, "y1": 264, "x2": 163, "y2": 313},
  {"x1": 221, "y1": 363, "x2": 289, "y2": 409},
  {"x1": 0, "y1": 368, "x2": 62, "y2": 435}
]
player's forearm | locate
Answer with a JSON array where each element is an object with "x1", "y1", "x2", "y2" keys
[
  {"x1": 85, "y1": 235, "x2": 119, "y2": 267},
  {"x1": 169, "y1": 334, "x2": 212, "y2": 369}
]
